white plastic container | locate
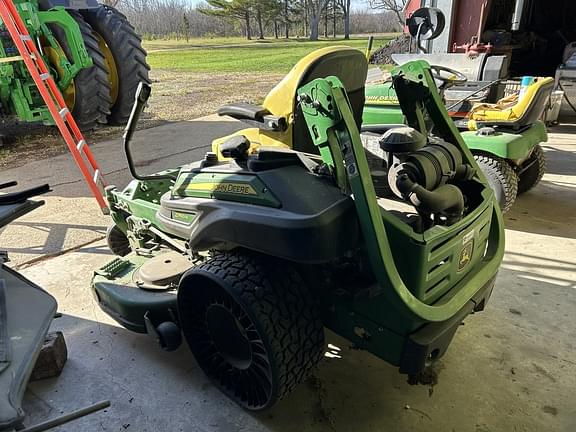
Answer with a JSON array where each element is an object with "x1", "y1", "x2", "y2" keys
[{"x1": 544, "y1": 90, "x2": 564, "y2": 124}]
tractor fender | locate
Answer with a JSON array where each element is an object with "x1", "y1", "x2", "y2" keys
[{"x1": 461, "y1": 121, "x2": 547, "y2": 162}]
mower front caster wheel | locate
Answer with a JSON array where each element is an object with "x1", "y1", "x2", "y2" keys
[
  {"x1": 178, "y1": 251, "x2": 324, "y2": 410},
  {"x1": 474, "y1": 154, "x2": 518, "y2": 213},
  {"x1": 156, "y1": 321, "x2": 182, "y2": 352}
]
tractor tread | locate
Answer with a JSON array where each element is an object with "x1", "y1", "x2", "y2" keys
[
  {"x1": 475, "y1": 154, "x2": 518, "y2": 213},
  {"x1": 52, "y1": 11, "x2": 111, "y2": 130},
  {"x1": 82, "y1": 5, "x2": 151, "y2": 125}
]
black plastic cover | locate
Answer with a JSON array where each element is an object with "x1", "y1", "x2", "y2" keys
[{"x1": 158, "y1": 164, "x2": 360, "y2": 263}]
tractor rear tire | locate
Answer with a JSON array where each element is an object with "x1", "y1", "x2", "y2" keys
[
  {"x1": 50, "y1": 11, "x2": 111, "y2": 130},
  {"x1": 178, "y1": 251, "x2": 324, "y2": 410},
  {"x1": 82, "y1": 6, "x2": 150, "y2": 125},
  {"x1": 474, "y1": 154, "x2": 518, "y2": 213},
  {"x1": 517, "y1": 144, "x2": 546, "y2": 194},
  {"x1": 106, "y1": 224, "x2": 130, "y2": 256}
]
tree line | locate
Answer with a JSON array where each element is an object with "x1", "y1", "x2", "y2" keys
[{"x1": 115, "y1": 0, "x2": 401, "y2": 41}]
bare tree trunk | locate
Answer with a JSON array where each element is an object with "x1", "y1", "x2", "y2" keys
[
  {"x1": 332, "y1": 0, "x2": 336, "y2": 37},
  {"x1": 256, "y1": 8, "x2": 264, "y2": 39},
  {"x1": 304, "y1": 5, "x2": 308, "y2": 36},
  {"x1": 274, "y1": 20, "x2": 279, "y2": 38},
  {"x1": 324, "y1": 9, "x2": 328, "y2": 37},
  {"x1": 284, "y1": 0, "x2": 289, "y2": 38},
  {"x1": 343, "y1": 13, "x2": 349, "y2": 39},
  {"x1": 245, "y1": 11, "x2": 252, "y2": 40},
  {"x1": 310, "y1": 14, "x2": 319, "y2": 40}
]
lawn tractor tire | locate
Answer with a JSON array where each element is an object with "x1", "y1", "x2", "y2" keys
[
  {"x1": 178, "y1": 250, "x2": 325, "y2": 410},
  {"x1": 517, "y1": 144, "x2": 546, "y2": 194},
  {"x1": 474, "y1": 154, "x2": 518, "y2": 213},
  {"x1": 106, "y1": 224, "x2": 130, "y2": 256},
  {"x1": 81, "y1": 6, "x2": 150, "y2": 125},
  {"x1": 50, "y1": 11, "x2": 111, "y2": 130}
]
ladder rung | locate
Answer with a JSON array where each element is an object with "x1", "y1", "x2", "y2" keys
[
  {"x1": 76, "y1": 139, "x2": 86, "y2": 151},
  {"x1": 58, "y1": 107, "x2": 69, "y2": 118},
  {"x1": 93, "y1": 169, "x2": 101, "y2": 184},
  {"x1": 19, "y1": 34, "x2": 31, "y2": 41},
  {"x1": 39, "y1": 72, "x2": 50, "y2": 80}
]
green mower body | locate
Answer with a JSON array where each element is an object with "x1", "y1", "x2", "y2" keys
[{"x1": 92, "y1": 54, "x2": 504, "y2": 410}]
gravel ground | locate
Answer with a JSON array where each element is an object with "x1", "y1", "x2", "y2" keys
[{"x1": 0, "y1": 69, "x2": 283, "y2": 168}]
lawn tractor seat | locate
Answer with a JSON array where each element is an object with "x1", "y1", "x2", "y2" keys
[
  {"x1": 213, "y1": 46, "x2": 368, "y2": 157},
  {"x1": 462, "y1": 77, "x2": 554, "y2": 131}
]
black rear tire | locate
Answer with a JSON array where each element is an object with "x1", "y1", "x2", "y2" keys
[
  {"x1": 51, "y1": 11, "x2": 111, "y2": 130},
  {"x1": 517, "y1": 144, "x2": 546, "y2": 194},
  {"x1": 474, "y1": 154, "x2": 518, "y2": 213},
  {"x1": 82, "y1": 6, "x2": 150, "y2": 125},
  {"x1": 178, "y1": 251, "x2": 324, "y2": 410},
  {"x1": 106, "y1": 224, "x2": 130, "y2": 256}
]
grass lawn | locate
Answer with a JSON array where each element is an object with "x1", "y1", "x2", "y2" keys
[{"x1": 145, "y1": 36, "x2": 396, "y2": 73}]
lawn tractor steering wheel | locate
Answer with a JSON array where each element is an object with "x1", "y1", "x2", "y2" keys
[{"x1": 430, "y1": 65, "x2": 467, "y2": 90}]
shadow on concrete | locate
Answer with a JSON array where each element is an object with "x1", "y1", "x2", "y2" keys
[
  {"x1": 542, "y1": 143, "x2": 576, "y2": 177},
  {"x1": 502, "y1": 251, "x2": 576, "y2": 289},
  {"x1": 1, "y1": 221, "x2": 107, "y2": 257},
  {"x1": 505, "y1": 179, "x2": 576, "y2": 239}
]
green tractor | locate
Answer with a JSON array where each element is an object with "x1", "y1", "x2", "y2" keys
[
  {"x1": 92, "y1": 47, "x2": 504, "y2": 410},
  {"x1": 0, "y1": 0, "x2": 149, "y2": 132},
  {"x1": 363, "y1": 8, "x2": 551, "y2": 212}
]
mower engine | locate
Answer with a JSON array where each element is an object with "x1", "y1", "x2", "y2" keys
[{"x1": 378, "y1": 127, "x2": 475, "y2": 227}]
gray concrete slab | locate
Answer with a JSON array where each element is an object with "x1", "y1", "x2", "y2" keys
[{"x1": 5, "y1": 122, "x2": 574, "y2": 431}]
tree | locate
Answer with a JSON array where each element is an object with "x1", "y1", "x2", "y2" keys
[
  {"x1": 367, "y1": 0, "x2": 407, "y2": 29},
  {"x1": 199, "y1": 0, "x2": 254, "y2": 39},
  {"x1": 306, "y1": 0, "x2": 330, "y2": 40},
  {"x1": 336, "y1": 0, "x2": 350, "y2": 39},
  {"x1": 181, "y1": 13, "x2": 190, "y2": 42}
]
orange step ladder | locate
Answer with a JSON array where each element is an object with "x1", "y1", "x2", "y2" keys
[{"x1": 0, "y1": 0, "x2": 109, "y2": 214}]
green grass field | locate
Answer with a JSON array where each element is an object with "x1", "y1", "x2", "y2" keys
[{"x1": 144, "y1": 36, "x2": 395, "y2": 73}]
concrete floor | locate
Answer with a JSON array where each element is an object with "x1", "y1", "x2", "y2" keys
[{"x1": 1, "y1": 119, "x2": 575, "y2": 431}]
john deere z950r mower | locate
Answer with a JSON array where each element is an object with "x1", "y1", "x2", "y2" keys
[
  {"x1": 92, "y1": 47, "x2": 504, "y2": 410},
  {"x1": 0, "y1": 0, "x2": 149, "y2": 131}
]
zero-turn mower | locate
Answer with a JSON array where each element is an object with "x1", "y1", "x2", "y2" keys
[{"x1": 92, "y1": 46, "x2": 504, "y2": 410}]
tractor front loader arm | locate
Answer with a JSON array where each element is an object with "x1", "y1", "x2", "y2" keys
[{"x1": 37, "y1": 7, "x2": 92, "y2": 89}]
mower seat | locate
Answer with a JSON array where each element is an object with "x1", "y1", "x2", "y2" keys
[
  {"x1": 212, "y1": 46, "x2": 368, "y2": 158},
  {"x1": 264, "y1": 46, "x2": 368, "y2": 154},
  {"x1": 464, "y1": 77, "x2": 554, "y2": 131}
]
